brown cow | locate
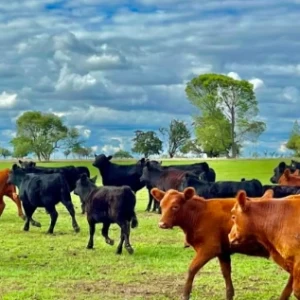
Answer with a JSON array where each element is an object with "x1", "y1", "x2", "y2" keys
[
  {"x1": 0, "y1": 168, "x2": 40, "y2": 227},
  {"x1": 150, "y1": 187, "x2": 293, "y2": 300},
  {"x1": 229, "y1": 190, "x2": 300, "y2": 299},
  {"x1": 278, "y1": 169, "x2": 300, "y2": 186}
]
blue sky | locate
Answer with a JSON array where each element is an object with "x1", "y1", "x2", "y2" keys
[{"x1": 0, "y1": 0, "x2": 299, "y2": 158}]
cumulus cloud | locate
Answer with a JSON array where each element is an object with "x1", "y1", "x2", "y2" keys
[{"x1": 0, "y1": 0, "x2": 299, "y2": 156}]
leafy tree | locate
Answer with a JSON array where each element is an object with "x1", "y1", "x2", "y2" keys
[
  {"x1": 180, "y1": 139, "x2": 203, "y2": 156},
  {"x1": 286, "y1": 121, "x2": 300, "y2": 157},
  {"x1": 132, "y1": 130, "x2": 163, "y2": 158},
  {"x1": 11, "y1": 111, "x2": 84, "y2": 161},
  {"x1": 72, "y1": 146, "x2": 93, "y2": 159},
  {"x1": 159, "y1": 119, "x2": 191, "y2": 158},
  {"x1": 185, "y1": 73, "x2": 266, "y2": 158},
  {"x1": 113, "y1": 150, "x2": 133, "y2": 159},
  {"x1": 0, "y1": 148, "x2": 12, "y2": 158},
  {"x1": 63, "y1": 149, "x2": 71, "y2": 159}
]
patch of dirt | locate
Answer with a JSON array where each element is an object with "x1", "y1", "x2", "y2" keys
[{"x1": 57, "y1": 274, "x2": 183, "y2": 299}]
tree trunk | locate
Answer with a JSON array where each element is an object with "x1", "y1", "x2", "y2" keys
[
  {"x1": 231, "y1": 107, "x2": 236, "y2": 158},
  {"x1": 169, "y1": 152, "x2": 174, "y2": 158}
]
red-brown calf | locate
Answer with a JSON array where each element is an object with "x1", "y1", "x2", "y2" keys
[
  {"x1": 150, "y1": 187, "x2": 290, "y2": 300},
  {"x1": 229, "y1": 191, "x2": 300, "y2": 300},
  {"x1": 0, "y1": 168, "x2": 25, "y2": 220},
  {"x1": 278, "y1": 169, "x2": 300, "y2": 186}
]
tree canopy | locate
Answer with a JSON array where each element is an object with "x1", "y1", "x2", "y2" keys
[
  {"x1": 159, "y1": 119, "x2": 191, "y2": 158},
  {"x1": 113, "y1": 150, "x2": 133, "y2": 159},
  {"x1": 11, "y1": 111, "x2": 84, "y2": 161},
  {"x1": 132, "y1": 130, "x2": 163, "y2": 158},
  {"x1": 185, "y1": 73, "x2": 266, "y2": 158},
  {"x1": 286, "y1": 120, "x2": 300, "y2": 157}
]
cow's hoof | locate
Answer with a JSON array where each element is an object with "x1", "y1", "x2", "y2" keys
[
  {"x1": 32, "y1": 221, "x2": 41, "y2": 227},
  {"x1": 86, "y1": 244, "x2": 93, "y2": 249},
  {"x1": 74, "y1": 226, "x2": 80, "y2": 233},
  {"x1": 23, "y1": 227, "x2": 29, "y2": 232},
  {"x1": 115, "y1": 248, "x2": 122, "y2": 255},
  {"x1": 126, "y1": 246, "x2": 134, "y2": 255}
]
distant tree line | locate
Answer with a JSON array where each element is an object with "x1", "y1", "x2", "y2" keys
[{"x1": 5, "y1": 73, "x2": 298, "y2": 160}]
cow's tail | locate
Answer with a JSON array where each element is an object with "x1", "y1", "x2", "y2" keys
[
  {"x1": 131, "y1": 212, "x2": 138, "y2": 229},
  {"x1": 123, "y1": 186, "x2": 138, "y2": 229}
]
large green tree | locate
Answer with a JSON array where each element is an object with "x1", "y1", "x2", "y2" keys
[
  {"x1": 185, "y1": 73, "x2": 266, "y2": 158},
  {"x1": 113, "y1": 150, "x2": 133, "y2": 159},
  {"x1": 132, "y1": 130, "x2": 163, "y2": 158},
  {"x1": 286, "y1": 120, "x2": 300, "y2": 157},
  {"x1": 11, "y1": 111, "x2": 84, "y2": 161},
  {"x1": 159, "y1": 119, "x2": 191, "y2": 158}
]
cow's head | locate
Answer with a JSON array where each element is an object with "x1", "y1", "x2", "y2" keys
[
  {"x1": 278, "y1": 169, "x2": 300, "y2": 185},
  {"x1": 151, "y1": 187, "x2": 197, "y2": 229},
  {"x1": 291, "y1": 160, "x2": 300, "y2": 170},
  {"x1": 270, "y1": 162, "x2": 295, "y2": 183},
  {"x1": 7, "y1": 164, "x2": 26, "y2": 187},
  {"x1": 18, "y1": 160, "x2": 36, "y2": 169},
  {"x1": 74, "y1": 173, "x2": 97, "y2": 204},
  {"x1": 228, "y1": 190, "x2": 253, "y2": 245},
  {"x1": 92, "y1": 154, "x2": 113, "y2": 168}
]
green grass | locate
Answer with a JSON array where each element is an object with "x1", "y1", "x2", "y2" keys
[{"x1": 0, "y1": 158, "x2": 292, "y2": 299}]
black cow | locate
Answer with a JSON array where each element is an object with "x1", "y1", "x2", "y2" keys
[
  {"x1": 92, "y1": 154, "x2": 145, "y2": 193},
  {"x1": 74, "y1": 173, "x2": 138, "y2": 254},
  {"x1": 291, "y1": 159, "x2": 300, "y2": 170},
  {"x1": 18, "y1": 160, "x2": 90, "y2": 214},
  {"x1": 180, "y1": 175, "x2": 263, "y2": 198},
  {"x1": 270, "y1": 161, "x2": 295, "y2": 183},
  {"x1": 137, "y1": 158, "x2": 216, "y2": 212},
  {"x1": 7, "y1": 164, "x2": 80, "y2": 234},
  {"x1": 140, "y1": 161, "x2": 199, "y2": 213},
  {"x1": 262, "y1": 185, "x2": 300, "y2": 198}
]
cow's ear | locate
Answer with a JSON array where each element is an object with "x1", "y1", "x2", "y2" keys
[
  {"x1": 293, "y1": 169, "x2": 299, "y2": 176},
  {"x1": 183, "y1": 187, "x2": 195, "y2": 201},
  {"x1": 261, "y1": 189, "x2": 274, "y2": 200},
  {"x1": 12, "y1": 164, "x2": 18, "y2": 171},
  {"x1": 279, "y1": 162, "x2": 286, "y2": 171},
  {"x1": 94, "y1": 154, "x2": 97, "y2": 157},
  {"x1": 284, "y1": 169, "x2": 291, "y2": 179},
  {"x1": 90, "y1": 175, "x2": 97, "y2": 183},
  {"x1": 140, "y1": 158, "x2": 145, "y2": 164},
  {"x1": 236, "y1": 190, "x2": 248, "y2": 211},
  {"x1": 107, "y1": 155, "x2": 113, "y2": 161},
  {"x1": 146, "y1": 161, "x2": 150, "y2": 167},
  {"x1": 202, "y1": 162, "x2": 209, "y2": 172},
  {"x1": 18, "y1": 160, "x2": 23, "y2": 164},
  {"x1": 151, "y1": 188, "x2": 165, "y2": 202},
  {"x1": 30, "y1": 162, "x2": 36, "y2": 167}
]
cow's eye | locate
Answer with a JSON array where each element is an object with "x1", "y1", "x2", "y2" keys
[
  {"x1": 172, "y1": 205, "x2": 179, "y2": 211},
  {"x1": 231, "y1": 215, "x2": 236, "y2": 221}
]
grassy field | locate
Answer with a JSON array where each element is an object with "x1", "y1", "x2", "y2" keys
[{"x1": 0, "y1": 158, "x2": 292, "y2": 300}]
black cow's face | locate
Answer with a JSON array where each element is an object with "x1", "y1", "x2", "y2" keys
[
  {"x1": 18, "y1": 160, "x2": 36, "y2": 169},
  {"x1": 74, "y1": 174, "x2": 96, "y2": 204},
  {"x1": 140, "y1": 165, "x2": 150, "y2": 183},
  {"x1": 199, "y1": 171, "x2": 209, "y2": 182},
  {"x1": 92, "y1": 154, "x2": 112, "y2": 168},
  {"x1": 7, "y1": 164, "x2": 25, "y2": 187}
]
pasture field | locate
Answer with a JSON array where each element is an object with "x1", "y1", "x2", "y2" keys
[{"x1": 0, "y1": 158, "x2": 291, "y2": 300}]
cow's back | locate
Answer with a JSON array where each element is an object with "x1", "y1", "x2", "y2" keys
[{"x1": 0, "y1": 169, "x2": 10, "y2": 194}]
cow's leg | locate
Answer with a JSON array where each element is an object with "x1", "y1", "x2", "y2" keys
[
  {"x1": 101, "y1": 222, "x2": 114, "y2": 245},
  {"x1": 22, "y1": 202, "x2": 36, "y2": 232},
  {"x1": 123, "y1": 221, "x2": 134, "y2": 255},
  {"x1": 183, "y1": 249, "x2": 215, "y2": 300},
  {"x1": 8, "y1": 195, "x2": 25, "y2": 220},
  {"x1": 145, "y1": 188, "x2": 152, "y2": 212},
  {"x1": 218, "y1": 254, "x2": 234, "y2": 300},
  {"x1": 81, "y1": 201, "x2": 85, "y2": 215},
  {"x1": 61, "y1": 198, "x2": 80, "y2": 233},
  {"x1": 279, "y1": 274, "x2": 293, "y2": 300},
  {"x1": 87, "y1": 219, "x2": 95, "y2": 249},
  {"x1": 115, "y1": 222, "x2": 126, "y2": 255},
  {"x1": 45, "y1": 206, "x2": 58, "y2": 234},
  {"x1": 292, "y1": 262, "x2": 300, "y2": 299},
  {"x1": 0, "y1": 197, "x2": 5, "y2": 217}
]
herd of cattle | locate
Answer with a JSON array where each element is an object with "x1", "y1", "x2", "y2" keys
[{"x1": 2, "y1": 154, "x2": 300, "y2": 299}]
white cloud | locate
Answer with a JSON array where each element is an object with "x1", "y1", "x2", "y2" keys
[
  {"x1": 282, "y1": 86, "x2": 299, "y2": 103},
  {"x1": 101, "y1": 144, "x2": 122, "y2": 154},
  {"x1": 0, "y1": 92, "x2": 18, "y2": 108},
  {"x1": 249, "y1": 78, "x2": 264, "y2": 91},
  {"x1": 227, "y1": 72, "x2": 241, "y2": 80},
  {"x1": 55, "y1": 65, "x2": 97, "y2": 92},
  {"x1": 91, "y1": 145, "x2": 98, "y2": 152},
  {"x1": 278, "y1": 141, "x2": 288, "y2": 153}
]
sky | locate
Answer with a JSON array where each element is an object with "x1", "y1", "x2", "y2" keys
[{"x1": 0, "y1": 0, "x2": 299, "y2": 158}]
